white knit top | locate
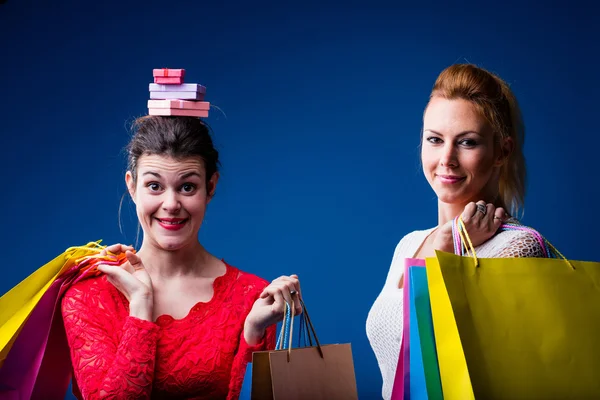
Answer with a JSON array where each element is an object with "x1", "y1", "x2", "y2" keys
[{"x1": 365, "y1": 221, "x2": 545, "y2": 400}]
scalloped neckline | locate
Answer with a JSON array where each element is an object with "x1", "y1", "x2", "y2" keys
[{"x1": 154, "y1": 260, "x2": 235, "y2": 325}]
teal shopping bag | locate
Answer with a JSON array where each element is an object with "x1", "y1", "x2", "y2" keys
[{"x1": 409, "y1": 265, "x2": 443, "y2": 399}]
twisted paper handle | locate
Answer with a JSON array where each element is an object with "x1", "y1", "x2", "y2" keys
[{"x1": 61, "y1": 242, "x2": 131, "y2": 284}]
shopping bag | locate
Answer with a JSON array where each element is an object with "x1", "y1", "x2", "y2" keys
[
  {"x1": 0, "y1": 276, "x2": 65, "y2": 399},
  {"x1": 400, "y1": 259, "x2": 415, "y2": 399},
  {"x1": 427, "y1": 217, "x2": 600, "y2": 399},
  {"x1": 409, "y1": 265, "x2": 443, "y2": 400},
  {"x1": 0, "y1": 242, "x2": 107, "y2": 368},
  {"x1": 391, "y1": 329, "x2": 406, "y2": 400},
  {"x1": 391, "y1": 258, "x2": 441, "y2": 400},
  {"x1": 0, "y1": 242, "x2": 127, "y2": 399},
  {"x1": 239, "y1": 362, "x2": 252, "y2": 400},
  {"x1": 250, "y1": 297, "x2": 358, "y2": 400}
]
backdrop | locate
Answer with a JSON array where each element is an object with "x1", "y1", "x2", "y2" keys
[{"x1": 1, "y1": 1, "x2": 598, "y2": 399}]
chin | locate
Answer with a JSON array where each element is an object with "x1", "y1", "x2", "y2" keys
[
  {"x1": 155, "y1": 237, "x2": 191, "y2": 251},
  {"x1": 434, "y1": 189, "x2": 472, "y2": 205}
]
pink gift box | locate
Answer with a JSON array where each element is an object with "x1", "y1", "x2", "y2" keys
[
  {"x1": 154, "y1": 77, "x2": 184, "y2": 84},
  {"x1": 147, "y1": 100, "x2": 210, "y2": 110},
  {"x1": 153, "y1": 68, "x2": 185, "y2": 78},
  {"x1": 149, "y1": 83, "x2": 206, "y2": 93},
  {"x1": 148, "y1": 108, "x2": 208, "y2": 118},
  {"x1": 150, "y1": 91, "x2": 205, "y2": 100}
]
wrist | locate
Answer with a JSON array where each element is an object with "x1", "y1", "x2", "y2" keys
[
  {"x1": 243, "y1": 316, "x2": 266, "y2": 346},
  {"x1": 129, "y1": 296, "x2": 153, "y2": 321},
  {"x1": 433, "y1": 227, "x2": 454, "y2": 253}
]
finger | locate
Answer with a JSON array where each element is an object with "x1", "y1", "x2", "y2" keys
[
  {"x1": 290, "y1": 287, "x2": 303, "y2": 315},
  {"x1": 279, "y1": 286, "x2": 294, "y2": 311},
  {"x1": 126, "y1": 251, "x2": 144, "y2": 270},
  {"x1": 120, "y1": 261, "x2": 135, "y2": 275},
  {"x1": 493, "y1": 207, "x2": 507, "y2": 226},
  {"x1": 485, "y1": 203, "x2": 496, "y2": 227},
  {"x1": 271, "y1": 275, "x2": 294, "y2": 285},
  {"x1": 290, "y1": 274, "x2": 302, "y2": 300},
  {"x1": 104, "y1": 244, "x2": 123, "y2": 255},
  {"x1": 272, "y1": 291, "x2": 286, "y2": 314},
  {"x1": 475, "y1": 200, "x2": 487, "y2": 219},
  {"x1": 272, "y1": 276, "x2": 301, "y2": 294},
  {"x1": 261, "y1": 283, "x2": 289, "y2": 298},
  {"x1": 97, "y1": 264, "x2": 140, "y2": 290},
  {"x1": 104, "y1": 243, "x2": 135, "y2": 256},
  {"x1": 462, "y1": 202, "x2": 477, "y2": 221}
]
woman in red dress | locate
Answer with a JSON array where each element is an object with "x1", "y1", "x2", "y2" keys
[{"x1": 61, "y1": 116, "x2": 301, "y2": 399}]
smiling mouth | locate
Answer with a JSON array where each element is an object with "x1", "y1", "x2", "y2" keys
[
  {"x1": 436, "y1": 175, "x2": 466, "y2": 183},
  {"x1": 156, "y1": 218, "x2": 188, "y2": 225}
]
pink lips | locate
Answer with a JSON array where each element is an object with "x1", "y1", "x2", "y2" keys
[
  {"x1": 437, "y1": 175, "x2": 466, "y2": 184},
  {"x1": 156, "y1": 218, "x2": 188, "y2": 231}
]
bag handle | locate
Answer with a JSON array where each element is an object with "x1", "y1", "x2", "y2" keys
[
  {"x1": 451, "y1": 216, "x2": 574, "y2": 269},
  {"x1": 275, "y1": 297, "x2": 324, "y2": 362}
]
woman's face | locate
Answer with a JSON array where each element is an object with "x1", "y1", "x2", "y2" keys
[
  {"x1": 126, "y1": 154, "x2": 218, "y2": 251},
  {"x1": 421, "y1": 97, "x2": 507, "y2": 206}
]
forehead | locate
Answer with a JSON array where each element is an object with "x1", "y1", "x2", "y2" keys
[
  {"x1": 424, "y1": 97, "x2": 489, "y2": 133},
  {"x1": 137, "y1": 154, "x2": 205, "y2": 176}
]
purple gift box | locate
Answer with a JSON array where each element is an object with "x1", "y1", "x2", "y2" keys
[
  {"x1": 149, "y1": 91, "x2": 206, "y2": 100},
  {"x1": 149, "y1": 83, "x2": 207, "y2": 93}
]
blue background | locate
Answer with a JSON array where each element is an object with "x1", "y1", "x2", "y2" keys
[{"x1": 1, "y1": 1, "x2": 598, "y2": 399}]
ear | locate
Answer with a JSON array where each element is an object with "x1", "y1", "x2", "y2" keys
[
  {"x1": 495, "y1": 137, "x2": 514, "y2": 167},
  {"x1": 207, "y1": 172, "x2": 220, "y2": 202},
  {"x1": 125, "y1": 171, "x2": 137, "y2": 203}
]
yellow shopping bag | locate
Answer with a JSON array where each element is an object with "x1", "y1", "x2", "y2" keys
[
  {"x1": 427, "y1": 218, "x2": 600, "y2": 400},
  {"x1": 0, "y1": 242, "x2": 104, "y2": 368}
]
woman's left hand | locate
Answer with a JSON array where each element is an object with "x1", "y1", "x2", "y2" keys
[{"x1": 243, "y1": 274, "x2": 302, "y2": 345}]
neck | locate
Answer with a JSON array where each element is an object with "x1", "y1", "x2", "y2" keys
[{"x1": 137, "y1": 240, "x2": 211, "y2": 279}]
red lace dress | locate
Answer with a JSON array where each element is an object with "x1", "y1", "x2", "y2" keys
[{"x1": 61, "y1": 262, "x2": 276, "y2": 399}]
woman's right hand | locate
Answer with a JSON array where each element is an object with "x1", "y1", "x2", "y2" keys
[
  {"x1": 96, "y1": 244, "x2": 154, "y2": 321},
  {"x1": 435, "y1": 200, "x2": 508, "y2": 252}
]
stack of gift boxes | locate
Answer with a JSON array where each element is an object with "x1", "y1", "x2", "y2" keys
[{"x1": 147, "y1": 68, "x2": 210, "y2": 118}]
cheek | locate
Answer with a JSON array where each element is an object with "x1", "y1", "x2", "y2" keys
[
  {"x1": 136, "y1": 195, "x2": 159, "y2": 217},
  {"x1": 462, "y1": 151, "x2": 495, "y2": 176},
  {"x1": 184, "y1": 194, "x2": 208, "y2": 213},
  {"x1": 421, "y1": 147, "x2": 437, "y2": 170}
]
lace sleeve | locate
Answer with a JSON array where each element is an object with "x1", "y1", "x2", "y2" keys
[
  {"x1": 494, "y1": 230, "x2": 547, "y2": 258},
  {"x1": 226, "y1": 324, "x2": 277, "y2": 400},
  {"x1": 61, "y1": 280, "x2": 160, "y2": 399}
]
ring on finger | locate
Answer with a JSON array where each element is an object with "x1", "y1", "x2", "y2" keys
[
  {"x1": 290, "y1": 290, "x2": 297, "y2": 295},
  {"x1": 476, "y1": 203, "x2": 487, "y2": 216}
]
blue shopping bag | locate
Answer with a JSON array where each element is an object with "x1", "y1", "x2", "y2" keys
[{"x1": 239, "y1": 361, "x2": 252, "y2": 400}]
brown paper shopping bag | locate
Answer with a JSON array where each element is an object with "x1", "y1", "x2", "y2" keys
[{"x1": 251, "y1": 297, "x2": 358, "y2": 400}]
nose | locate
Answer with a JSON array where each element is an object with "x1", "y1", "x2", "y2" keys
[
  {"x1": 440, "y1": 142, "x2": 458, "y2": 168},
  {"x1": 162, "y1": 189, "x2": 181, "y2": 213}
]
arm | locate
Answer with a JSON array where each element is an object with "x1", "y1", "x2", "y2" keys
[
  {"x1": 227, "y1": 324, "x2": 277, "y2": 400},
  {"x1": 61, "y1": 281, "x2": 160, "y2": 399}
]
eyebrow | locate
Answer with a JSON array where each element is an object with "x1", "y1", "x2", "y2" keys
[
  {"x1": 142, "y1": 171, "x2": 203, "y2": 179},
  {"x1": 424, "y1": 129, "x2": 481, "y2": 137}
]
